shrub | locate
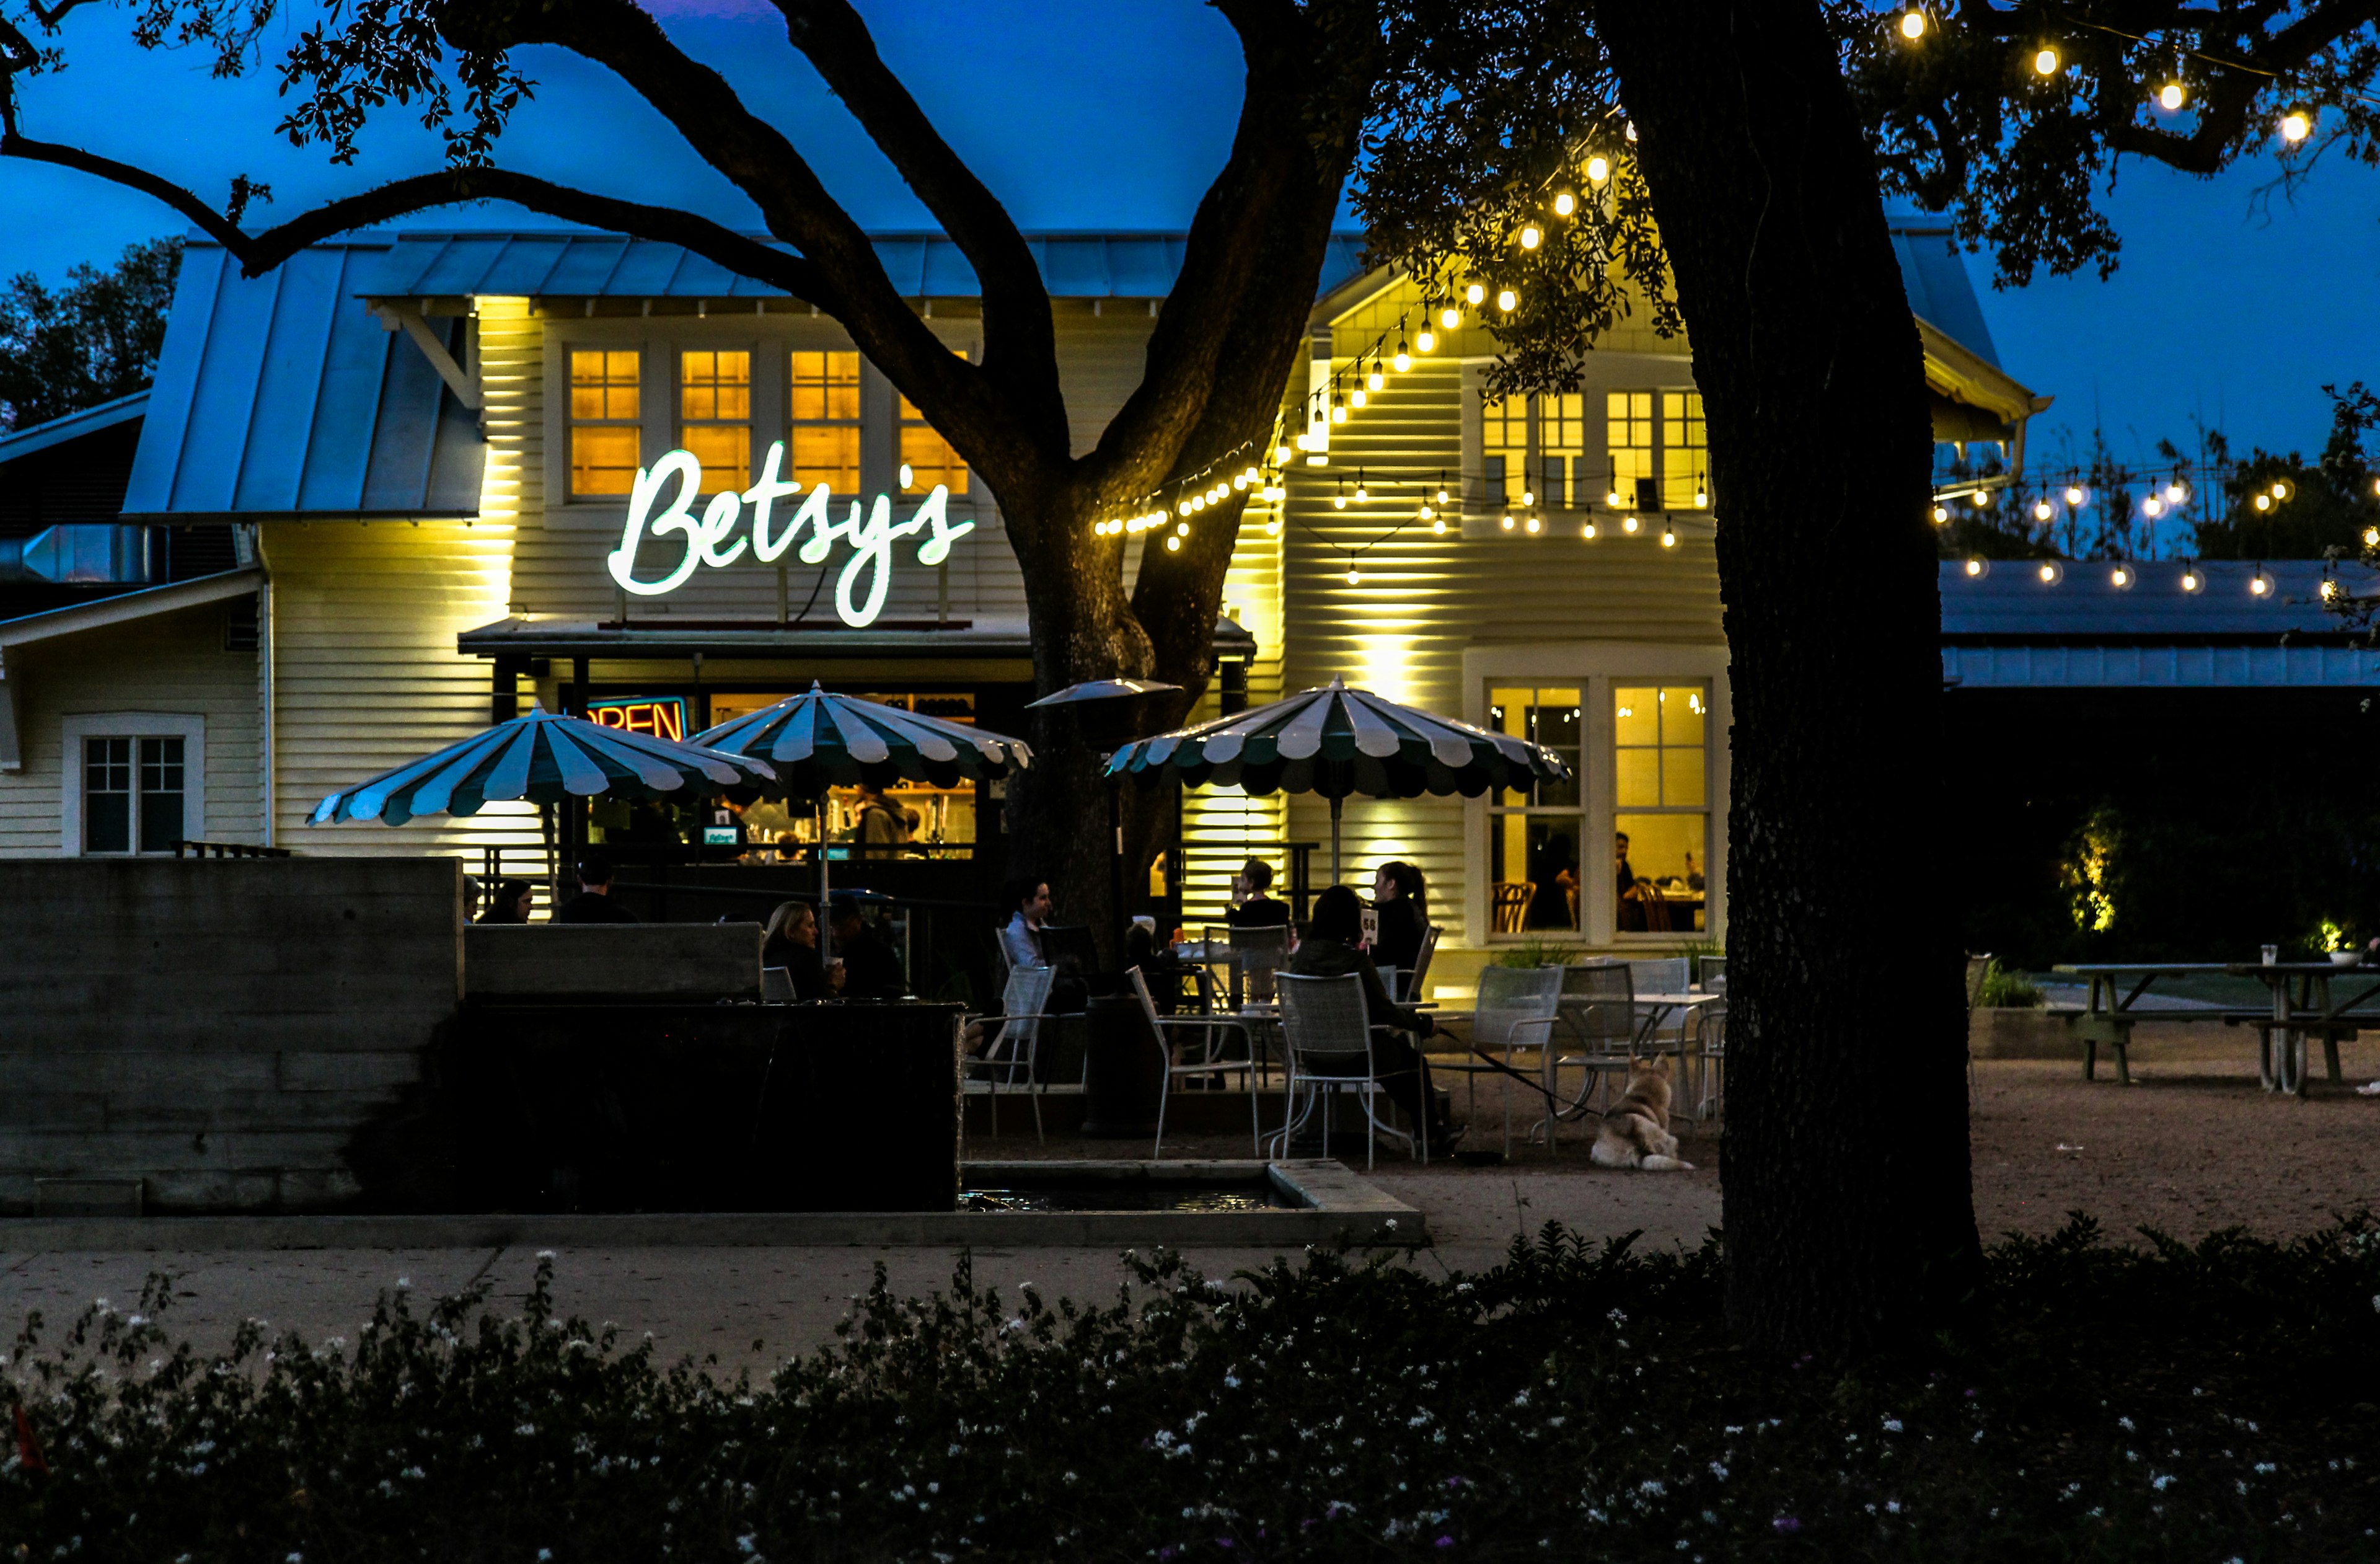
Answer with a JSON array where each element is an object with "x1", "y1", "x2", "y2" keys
[
  {"x1": 6, "y1": 1219, "x2": 2378, "y2": 1560},
  {"x1": 1977, "y1": 958, "x2": 2042, "y2": 1008}
]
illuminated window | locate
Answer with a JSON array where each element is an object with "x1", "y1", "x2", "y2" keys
[
  {"x1": 789, "y1": 350, "x2": 862, "y2": 494},
  {"x1": 1482, "y1": 397, "x2": 1529, "y2": 505},
  {"x1": 1661, "y1": 392, "x2": 1707, "y2": 510},
  {"x1": 679, "y1": 350, "x2": 751, "y2": 494},
  {"x1": 1486, "y1": 686, "x2": 1584, "y2": 933},
  {"x1": 685, "y1": 691, "x2": 981, "y2": 860},
  {"x1": 1606, "y1": 391, "x2": 1655, "y2": 508},
  {"x1": 898, "y1": 387, "x2": 969, "y2": 496},
  {"x1": 1539, "y1": 392, "x2": 1585, "y2": 509},
  {"x1": 568, "y1": 349, "x2": 641, "y2": 498},
  {"x1": 1614, "y1": 684, "x2": 1709, "y2": 934}
]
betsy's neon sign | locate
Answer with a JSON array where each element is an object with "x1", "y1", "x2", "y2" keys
[{"x1": 607, "y1": 440, "x2": 975, "y2": 627}]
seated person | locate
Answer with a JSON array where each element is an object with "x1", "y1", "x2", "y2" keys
[
  {"x1": 1224, "y1": 857, "x2": 1291, "y2": 927},
  {"x1": 829, "y1": 895, "x2": 906, "y2": 999},
  {"x1": 760, "y1": 899, "x2": 833, "y2": 1000},
  {"x1": 1368, "y1": 860, "x2": 1429, "y2": 981},
  {"x1": 553, "y1": 854, "x2": 639, "y2": 924},
  {"x1": 1616, "y1": 831, "x2": 1649, "y2": 934},
  {"x1": 477, "y1": 878, "x2": 535, "y2": 925},
  {"x1": 1287, "y1": 885, "x2": 1458, "y2": 1151},
  {"x1": 999, "y1": 875, "x2": 1052, "y2": 970}
]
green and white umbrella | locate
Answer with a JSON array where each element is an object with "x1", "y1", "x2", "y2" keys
[
  {"x1": 308, "y1": 709, "x2": 775, "y2": 827},
  {"x1": 1106, "y1": 676, "x2": 1569, "y2": 881},
  {"x1": 692, "y1": 682, "x2": 1031, "y2": 965}
]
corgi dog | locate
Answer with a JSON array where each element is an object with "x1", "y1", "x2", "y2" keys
[{"x1": 1589, "y1": 1054, "x2": 1696, "y2": 1171}]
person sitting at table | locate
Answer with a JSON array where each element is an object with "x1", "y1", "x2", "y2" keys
[
  {"x1": 1225, "y1": 857, "x2": 1291, "y2": 927},
  {"x1": 477, "y1": 878, "x2": 535, "y2": 924},
  {"x1": 554, "y1": 854, "x2": 639, "y2": 924},
  {"x1": 999, "y1": 875, "x2": 1052, "y2": 970},
  {"x1": 760, "y1": 900, "x2": 832, "y2": 1000},
  {"x1": 1616, "y1": 831, "x2": 1651, "y2": 934},
  {"x1": 1287, "y1": 885, "x2": 1460, "y2": 1152},
  {"x1": 1368, "y1": 860, "x2": 1429, "y2": 982},
  {"x1": 829, "y1": 895, "x2": 906, "y2": 999}
]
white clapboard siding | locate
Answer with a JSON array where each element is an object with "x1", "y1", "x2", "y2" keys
[{"x1": 0, "y1": 600, "x2": 261, "y2": 855}]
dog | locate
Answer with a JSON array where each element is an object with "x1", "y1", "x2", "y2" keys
[{"x1": 1588, "y1": 1054, "x2": 1695, "y2": 1171}]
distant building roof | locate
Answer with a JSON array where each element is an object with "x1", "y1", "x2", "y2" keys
[
  {"x1": 123, "y1": 240, "x2": 484, "y2": 521},
  {"x1": 362, "y1": 229, "x2": 1370, "y2": 301},
  {"x1": 0, "y1": 391, "x2": 148, "y2": 466},
  {"x1": 1887, "y1": 219, "x2": 2000, "y2": 368},
  {"x1": 1940, "y1": 560, "x2": 2380, "y2": 687}
]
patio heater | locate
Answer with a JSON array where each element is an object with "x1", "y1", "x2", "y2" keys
[{"x1": 1025, "y1": 678, "x2": 1181, "y2": 963}]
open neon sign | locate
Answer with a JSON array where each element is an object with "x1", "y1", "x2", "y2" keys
[
  {"x1": 606, "y1": 440, "x2": 976, "y2": 627},
  {"x1": 585, "y1": 696, "x2": 689, "y2": 742}
]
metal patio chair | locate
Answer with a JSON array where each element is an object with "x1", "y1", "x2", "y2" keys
[
  {"x1": 1690, "y1": 998, "x2": 1728, "y2": 1123},
  {"x1": 1396, "y1": 924, "x2": 1443, "y2": 1003},
  {"x1": 760, "y1": 966, "x2": 794, "y2": 1005},
  {"x1": 1228, "y1": 922, "x2": 1292, "y2": 1007},
  {"x1": 1544, "y1": 960, "x2": 1639, "y2": 1138},
  {"x1": 1265, "y1": 971, "x2": 1424, "y2": 1169},
  {"x1": 1430, "y1": 964, "x2": 1562, "y2": 1159},
  {"x1": 963, "y1": 963, "x2": 1057, "y2": 1144},
  {"x1": 1128, "y1": 967, "x2": 1263, "y2": 1157}
]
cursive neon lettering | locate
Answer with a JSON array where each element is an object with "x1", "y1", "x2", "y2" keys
[{"x1": 608, "y1": 451, "x2": 704, "y2": 597}]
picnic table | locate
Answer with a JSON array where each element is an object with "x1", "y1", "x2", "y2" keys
[{"x1": 2053, "y1": 960, "x2": 2378, "y2": 1095}]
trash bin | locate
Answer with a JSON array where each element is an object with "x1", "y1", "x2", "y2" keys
[{"x1": 1079, "y1": 993, "x2": 1161, "y2": 1138}]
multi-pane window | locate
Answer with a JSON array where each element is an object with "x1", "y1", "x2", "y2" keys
[
  {"x1": 789, "y1": 350, "x2": 862, "y2": 494},
  {"x1": 1538, "y1": 393, "x2": 1585, "y2": 510},
  {"x1": 897, "y1": 388, "x2": 968, "y2": 497},
  {"x1": 1486, "y1": 686, "x2": 1584, "y2": 933},
  {"x1": 1614, "y1": 684, "x2": 1708, "y2": 934},
  {"x1": 83, "y1": 736, "x2": 184, "y2": 855},
  {"x1": 568, "y1": 350, "x2": 642, "y2": 497},
  {"x1": 1482, "y1": 398, "x2": 1530, "y2": 506},
  {"x1": 679, "y1": 350, "x2": 752, "y2": 494},
  {"x1": 1606, "y1": 392, "x2": 1655, "y2": 509},
  {"x1": 1661, "y1": 391, "x2": 1708, "y2": 510}
]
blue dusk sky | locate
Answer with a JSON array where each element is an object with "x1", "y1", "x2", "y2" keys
[{"x1": 2, "y1": 0, "x2": 2374, "y2": 466}]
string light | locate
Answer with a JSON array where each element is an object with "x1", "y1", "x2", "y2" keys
[
  {"x1": 2032, "y1": 499, "x2": 2053, "y2": 521},
  {"x1": 2254, "y1": 492, "x2": 2272, "y2": 511},
  {"x1": 2065, "y1": 485, "x2": 2086, "y2": 505},
  {"x1": 1971, "y1": 487, "x2": 1991, "y2": 507},
  {"x1": 2036, "y1": 560, "x2": 2064, "y2": 585},
  {"x1": 1165, "y1": 535, "x2": 1181, "y2": 552},
  {"x1": 2322, "y1": 577, "x2": 2342, "y2": 603},
  {"x1": 1354, "y1": 472, "x2": 1369, "y2": 502},
  {"x1": 1964, "y1": 555, "x2": 1988, "y2": 577},
  {"x1": 1622, "y1": 515, "x2": 1641, "y2": 534},
  {"x1": 1415, "y1": 328, "x2": 1436, "y2": 353},
  {"x1": 1520, "y1": 488, "x2": 1536, "y2": 507},
  {"x1": 1439, "y1": 306, "x2": 1460, "y2": 329},
  {"x1": 2281, "y1": 110, "x2": 2312, "y2": 142},
  {"x1": 1520, "y1": 225, "x2": 1541, "y2": 250},
  {"x1": 1553, "y1": 191, "x2": 1577, "y2": 216},
  {"x1": 1693, "y1": 483, "x2": 1709, "y2": 509},
  {"x1": 1586, "y1": 156, "x2": 1610, "y2": 183},
  {"x1": 2365, "y1": 525, "x2": 2379, "y2": 547},
  {"x1": 1581, "y1": 520, "x2": 1598, "y2": 539},
  {"x1": 2250, "y1": 567, "x2": 2272, "y2": 595},
  {"x1": 1332, "y1": 482, "x2": 1347, "y2": 511},
  {"x1": 1500, "y1": 514, "x2": 1515, "y2": 531},
  {"x1": 2110, "y1": 563, "x2": 2132, "y2": 587},
  {"x1": 1432, "y1": 517, "x2": 1447, "y2": 535},
  {"x1": 1605, "y1": 485, "x2": 1624, "y2": 507},
  {"x1": 2034, "y1": 45, "x2": 2061, "y2": 76},
  {"x1": 1525, "y1": 515, "x2": 1541, "y2": 534},
  {"x1": 1932, "y1": 504, "x2": 1950, "y2": 524},
  {"x1": 2180, "y1": 565, "x2": 2202, "y2": 592},
  {"x1": 1465, "y1": 283, "x2": 1485, "y2": 305},
  {"x1": 2143, "y1": 495, "x2": 2164, "y2": 518},
  {"x1": 1346, "y1": 564, "x2": 1360, "y2": 585},
  {"x1": 1496, "y1": 288, "x2": 1518, "y2": 311},
  {"x1": 2159, "y1": 82, "x2": 2185, "y2": 111},
  {"x1": 1659, "y1": 524, "x2": 1677, "y2": 547},
  {"x1": 1177, "y1": 521, "x2": 1189, "y2": 536},
  {"x1": 1366, "y1": 364, "x2": 1386, "y2": 391},
  {"x1": 1393, "y1": 342, "x2": 1411, "y2": 372},
  {"x1": 1351, "y1": 386, "x2": 1367, "y2": 409},
  {"x1": 2164, "y1": 479, "x2": 2188, "y2": 504},
  {"x1": 1898, "y1": 8, "x2": 1926, "y2": 41}
]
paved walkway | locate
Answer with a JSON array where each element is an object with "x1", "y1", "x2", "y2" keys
[{"x1": 0, "y1": 1172, "x2": 1718, "y2": 1371}]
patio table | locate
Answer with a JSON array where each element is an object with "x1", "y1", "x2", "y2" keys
[
  {"x1": 2223, "y1": 961, "x2": 2380, "y2": 1097},
  {"x1": 2049, "y1": 963, "x2": 2232, "y2": 1084}
]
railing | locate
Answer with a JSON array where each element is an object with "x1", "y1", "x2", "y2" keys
[{"x1": 172, "y1": 839, "x2": 293, "y2": 859}]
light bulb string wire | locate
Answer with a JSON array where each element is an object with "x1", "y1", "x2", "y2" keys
[{"x1": 1905, "y1": 6, "x2": 2380, "y2": 113}]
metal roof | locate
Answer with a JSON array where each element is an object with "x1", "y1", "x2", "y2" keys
[
  {"x1": 1888, "y1": 220, "x2": 2000, "y2": 368},
  {"x1": 121, "y1": 241, "x2": 485, "y2": 521},
  {"x1": 361, "y1": 229, "x2": 1370, "y2": 302},
  {"x1": 1939, "y1": 560, "x2": 2380, "y2": 686},
  {"x1": 0, "y1": 391, "x2": 148, "y2": 467}
]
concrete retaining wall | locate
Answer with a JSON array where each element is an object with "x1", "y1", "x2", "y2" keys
[
  {"x1": 464, "y1": 922, "x2": 762, "y2": 1000},
  {"x1": 0, "y1": 857, "x2": 463, "y2": 1213}
]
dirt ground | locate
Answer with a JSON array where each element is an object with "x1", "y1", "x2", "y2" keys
[{"x1": 1002, "y1": 1023, "x2": 2380, "y2": 1244}]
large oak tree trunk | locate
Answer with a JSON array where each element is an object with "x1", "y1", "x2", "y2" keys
[{"x1": 1601, "y1": 0, "x2": 1981, "y2": 1355}]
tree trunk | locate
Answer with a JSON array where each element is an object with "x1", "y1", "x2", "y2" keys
[{"x1": 1601, "y1": 0, "x2": 1981, "y2": 1355}]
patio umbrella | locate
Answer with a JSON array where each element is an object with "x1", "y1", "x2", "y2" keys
[
  {"x1": 691, "y1": 682, "x2": 1031, "y2": 963},
  {"x1": 308, "y1": 708, "x2": 775, "y2": 827},
  {"x1": 1106, "y1": 676, "x2": 1570, "y2": 884}
]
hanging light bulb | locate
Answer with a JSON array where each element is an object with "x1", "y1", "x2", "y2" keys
[
  {"x1": 1606, "y1": 487, "x2": 1624, "y2": 508},
  {"x1": 1354, "y1": 472, "x2": 1369, "y2": 501},
  {"x1": 1264, "y1": 516, "x2": 1282, "y2": 535},
  {"x1": 1435, "y1": 479, "x2": 1450, "y2": 505},
  {"x1": 1624, "y1": 121, "x2": 1637, "y2": 143},
  {"x1": 2180, "y1": 566, "x2": 2202, "y2": 591},
  {"x1": 1520, "y1": 488, "x2": 1536, "y2": 507},
  {"x1": 1694, "y1": 484, "x2": 1709, "y2": 509},
  {"x1": 1276, "y1": 443, "x2": 1292, "y2": 464},
  {"x1": 1580, "y1": 519, "x2": 1598, "y2": 540},
  {"x1": 1622, "y1": 515, "x2": 1641, "y2": 534},
  {"x1": 1525, "y1": 515, "x2": 1541, "y2": 534},
  {"x1": 1331, "y1": 402, "x2": 1347, "y2": 425},
  {"x1": 1416, "y1": 328, "x2": 1436, "y2": 353},
  {"x1": 2281, "y1": 110, "x2": 2312, "y2": 143},
  {"x1": 1346, "y1": 564, "x2": 1360, "y2": 586},
  {"x1": 1465, "y1": 282, "x2": 1485, "y2": 305},
  {"x1": 2323, "y1": 576, "x2": 2342, "y2": 603},
  {"x1": 1393, "y1": 342, "x2": 1412, "y2": 372},
  {"x1": 2254, "y1": 492, "x2": 2272, "y2": 512},
  {"x1": 2273, "y1": 477, "x2": 2294, "y2": 501},
  {"x1": 1972, "y1": 487, "x2": 1992, "y2": 507},
  {"x1": 2034, "y1": 45, "x2": 2061, "y2": 76},
  {"x1": 1432, "y1": 517, "x2": 1447, "y2": 536},
  {"x1": 1520, "y1": 225, "x2": 1541, "y2": 250},
  {"x1": 2033, "y1": 499, "x2": 2053, "y2": 521},
  {"x1": 1233, "y1": 472, "x2": 1248, "y2": 491},
  {"x1": 1332, "y1": 485, "x2": 1347, "y2": 510},
  {"x1": 1176, "y1": 521, "x2": 1190, "y2": 537},
  {"x1": 1178, "y1": 499, "x2": 1192, "y2": 516},
  {"x1": 1367, "y1": 364, "x2": 1385, "y2": 391},
  {"x1": 1660, "y1": 525, "x2": 1676, "y2": 547},
  {"x1": 2364, "y1": 525, "x2": 2379, "y2": 548},
  {"x1": 1351, "y1": 387, "x2": 1367, "y2": 409},
  {"x1": 2065, "y1": 484, "x2": 2086, "y2": 506},
  {"x1": 1499, "y1": 514, "x2": 1515, "y2": 531},
  {"x1": 1496, "y1": 288, "x2": 1518, "y2": 312},
  {"x1": 1964, "y1": 555, "x2": 1987, "y2": 577},
  {"x1": 1439, "y1": 307, "x2": 1460, "y2": 330},
  {"x1": 1899, "y1": 7, "x2": 1926, "y2": 40},
  {"x1": 1166, "y1": 534, "x2": 1181, "y2": 552},
  {"x1": 1587, "y1": 155, "x2": 1611, "y2": 184},
  {"x1": 1189, "y1": 493, "x2": 1205, "y2": 513},
  {"x1": 2142, "y1": 495, "x2": 2164, "y2": 518},
  {"x1": 1417, "y1": 504, "x2": 1432, "y2": 521},
  {"x1": 2250, "y1": 568, "x2": 2272, "y2": 596},
  {"x1": 2037, "y1": 560, "x2": 2060, "y2": 584},
  {"x1": 1933, "y1": 503, "x2": 1950, "y2": 524},
  {"x1": 2164, "y1": 480, "x2": 2187, "y2": 504},
  {"x1": 2159, "y1": 82, "x2": 2185, "y2": 111},
  {"x1": 1553, "y1": 191, "x2": 1577, "y2": 216},
  {"x1": 2111, "y1": 563, "x2": 2132, "y2": 588}
]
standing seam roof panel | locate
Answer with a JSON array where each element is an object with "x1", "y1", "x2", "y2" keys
[
  {"x1": 177, "y1": 260, "x2": 284, "y2": 512},
  {"x1": 236, "y1": 247, "x2": 345, "y2": 513},
  {"x1": 122, "y1": 245, "x2": 227, "y2": 515}
]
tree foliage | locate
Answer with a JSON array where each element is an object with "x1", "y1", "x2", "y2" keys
[{"x1": 0, "y1": 234, "x2": 179, "y2": 431}]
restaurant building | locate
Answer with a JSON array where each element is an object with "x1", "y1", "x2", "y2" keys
[{"x1": 0, "y1": 216, "x2": 2059, "y2": 988}]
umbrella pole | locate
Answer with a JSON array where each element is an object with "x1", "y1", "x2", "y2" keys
[
  {"x1": 817, "y1": 798, "x2": 833, "y2": 970},
  {"x1": 1329, "y1": 795, "x2": 1342, "y2": 889}
]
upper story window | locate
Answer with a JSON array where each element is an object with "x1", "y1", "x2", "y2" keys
[
  {"x1": 569, "y1": 349, "x2": 641, "y2": 498},
  {"x1": 680, "y1": 350, "x2": 752, "y2": 495},
  {"x1": 1479, "y1": 392, "x2": 1592, "y2": 511},
  {"x1": 790, "y1": 350, "x2": 862, "y2": 495},
  {"x1": 898, "y1": 387, "x2": 968, "y2": 497},
  {"x1": 1607, "y1": 390, "x2": 1708, "y2": 511},
  {"x1": 1483, "y1": 397, "x2": 1530, "y2": 507}
]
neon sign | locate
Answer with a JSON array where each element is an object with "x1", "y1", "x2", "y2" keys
[
  {"x1": 586, "y1": 696, "x2": 690, "y2": 741},
  {"x1": 607, "y1": 441, "x2": 975, "y2": 627}
]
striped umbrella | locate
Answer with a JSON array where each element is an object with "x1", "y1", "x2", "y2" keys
[
  {"x1": 309, "y1": 709, "x2": 776, "y2": 827},
  {"x1": 692, "y1": 683, "x2": 1031, "y2": 965},
  {"x1": 1106, "y1": 676, "x2": 1570, "y2": 881}
]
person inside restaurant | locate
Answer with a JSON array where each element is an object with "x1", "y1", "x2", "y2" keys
[
  {"x1": 1287, "y1": 885, "x2": 1460, "y2": 1152},
  {"x1": 1616, "y1": 831, "x2": 1649, "y2": 933},
  {"x1": 1368, "y1": 860, "x2": 1429, "y2": 978},
  {"x1": 477, "y1": 878, "x2": 535, "y2": 924},
  {"x1": 555, "y1": 854, "x2": 640, "y2": 924},
  {"x1": 829, "y1": 895, "x2": 906, "y2": 998},
  {"x1": 853, "y1": 782, "x2": 917, "y2": 857},
  {"x1": 1225, "y1": 857, "x2": 1290, "y2": 927},
  {"x1": 760, "y1": 900, "x2": 834, "y2": 1000}
]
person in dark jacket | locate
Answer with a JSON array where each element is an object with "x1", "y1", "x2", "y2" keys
[
  {"x1": 1368, "y1": 860, "x2": 1429, "y2": 985},
  {"x1": 760, "y1": 900, "x2": 833, "y2": 1000},
  {"x1": 829, "y1": 896, "x2": 906, "y2": 999},
  {"x1": 477, "y1": 878, "x2": 535, "y2": 924},
  {"x1": 1225, "y1": 857, "x2": 1290, "y2": 927},
  {"x1": 554, "y1": 854, "x2": 639, "y2": 924},
  {"x1": 1287, "y1": 884, "x2": 1459, "y2": 1152}
]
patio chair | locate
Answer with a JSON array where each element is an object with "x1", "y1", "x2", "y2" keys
[
  {"x1": 1627, "y1": 956, "x2": 1693, "y2": 1051},
  {"x1": 1430, "y1": 964, "x2": 1562, "y2": 1159},
  {"x1": 1266, "y1": 971, "x2": 1425, "y2": 1169},
  {"x1": 1698, "y1": 955, "x2": 1727, "y2": 994},
  {"x1": 1397, "y1": 925, "x2": 1443, "y2": 1003},
  {"x1": 963, "y1": 963, "x2": 1057, "y2": 1144},
  {"x1": 1545, "y1": 960, "x2": 1639, "y2": 1134},
  {"x1": 1227, "y1": 922, "x2": 1292, "y2": 1007},
  {"x1": 1690, "y1": 999, "x2": 1727, "y2": 1122},
  {"x1": 1128, "y1": 967, "x2": 1263, "y2": 1157},
  {"x1": 760, "y1": 966, "x2": 794, "y2": 1005}
]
